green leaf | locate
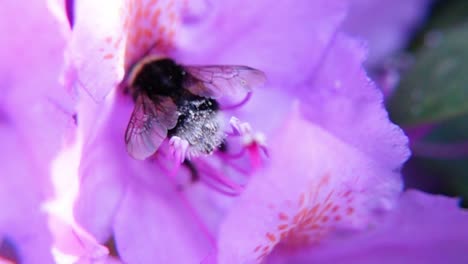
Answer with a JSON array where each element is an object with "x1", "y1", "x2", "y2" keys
[
  {"x1": 408, "y1": 0, "x2": 468, "y2": 51},
  {"x1": 424, "y1": 114, "x2": 468, "y2": 142},
  {"x1": 407, "y1": 156, "x2": 468, "y2": 208},
  {"x1": 388, "y1": 24, "x2": 468, "y2": 126},
  {"x1": 427, "y1": 0, "x2": 468, "y2": 30}
]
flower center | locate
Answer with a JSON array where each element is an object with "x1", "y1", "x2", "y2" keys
[
  {"x1": 164, "y1": 113, "x2": 268, "y2": 196},
  {"x1": 149, "y1": 90, "x2": 267, "y2": 196}
]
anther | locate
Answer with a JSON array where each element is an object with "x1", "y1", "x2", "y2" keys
[{"x1": 169, "y1": 136, "x2": 190, "y2": 164}]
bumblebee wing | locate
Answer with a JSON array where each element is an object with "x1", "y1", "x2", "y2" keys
[
  {"x1": 183, "y1": 65, "x2": 266, "y2": 98},
  {"x1": 125, "y1": 94, "x2": 178, "y2": 160}
]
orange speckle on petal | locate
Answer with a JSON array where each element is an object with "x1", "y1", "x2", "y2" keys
[
  {"x1": 103, "y1": 53, "x2": 114, "y2": 59},
  {"x1": 105, "y1": 36, "x2": 112, "y2": 43},
  {"x1": 114, "y1": 37, "x2": 122, "y2": 49},
  {"x1": 158, "y1": 26, "x2": 166, "y2": 35},
  {"x1": 135, "y1": 7, "x2": 143, "y2": 19},
  {"x1": 169, "y1": 11, "x2": 176, "y2": 24},
  {"x1": 293, "y1": 208, "x2": 307, "y2": 224},
  {"x1": 321, "y1": 216, "x2": 329, "y2": 223},
  {"x1": 298, "y1": 193, "x2": 305, "y2": 207},
  {"x1": 278, "y1": 212, "x2": 289, "y2": 221},
  {"x1": 302, "y1": 217, "x2": 315, "y2": 226},
  {"x1": 266, "y1": 232, "x2": 277, "y2": 243},
  {"x1": 310, "y1": 224, "x2": 320, "y2": 229},
  {"x1": 148, "y1": 0, "x2": 159, "y2": 8},
  {"x1": 257, "y1": 252, "x2": 268, "y2": 261},
  {"x1": 334, "y1": 215, "x2": 342, "y2": 221},
  {"x1": 320, "y1": 173, "x2": 331, "y2": 185},
  {"x1": 277, "y1": 224, "x2": 289, "y2": 230},
  {"x1": 143, "y1": 28, "x2": 153, "y2": 39},
  {"x1": 346, "y1": 207, "x2": 355, "y2": 215},
  {"x1": 254, "y1": 245, "x2": 262, "y2": 252},
  {"x1": 143, "y1": 7, "x2": 151, "y2": 19},
  {"x1": 308, "y1": 204, "x2": 319, "y2": 215},
  {"x1": 332, "y1": 205, "x2": 340, "y2": 213},
  {"x1": 133, "y1": 30, "x2": 144, "y2": 46},
  {"x1": 168, "y1": 29, "x2": 175, "y2": 39},
  {"x1": 280, "y1": 231, "x2": 288, "y2": 240},
  {"x1": 151, "y1": 9, "x2": 162, "y2": 27}
]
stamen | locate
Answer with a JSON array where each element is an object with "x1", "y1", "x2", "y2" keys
[
  {"x1": 219, "y1": 148, "x2": 247, "y2": 159},
  {"x1": 199, "y1": 176, "x2": 243, "y2": 196},
  {"x1": 161, "y1": 117, "x2": 268, "y2": 196},
  {"x1": 216, "y1": 155, "x2": 252, "y2": 176},
  {"x1": 226, "y1": 117, "x2": 268, "y2": 170},
  {"x1": 169, "y1": 136, "x2": 190, "y2": 163},
  {"x1": 220, "y1": 92, "x2": 252, "y2": 111},
  {"x1": 196, "y1": 160, "x2": 245, "y2": 195},
  {"x1": 229, "y1": 116, "x2": 252, "y2": 136},
  {"x1": 162, "y1": 165, "x2": 217, "y2": 248}
]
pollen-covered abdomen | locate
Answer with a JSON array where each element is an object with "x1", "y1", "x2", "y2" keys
[{"x1": 168, "y1": 94, "x2": 224, "y2": 156}]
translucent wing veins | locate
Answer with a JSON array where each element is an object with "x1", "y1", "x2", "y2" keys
[
  {"x1": 184, "y1": 65, "x2": 266, "y2": 98},
  {"x1": 125, "y1": 94, "x2": 178, "y2": 160}
]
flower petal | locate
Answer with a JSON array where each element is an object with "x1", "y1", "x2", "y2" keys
[
  {"x1": 176, "y1": 0, "x2": 346, "y2": 89},
  {"x1": 113, "y1": 182, "x2": 214, "y2": 263},
  {"x1": 0, "y1": 128, "x2": 54, "y2": 263},
  {"x1": 68, "y1": 0, "x2": 127, "y2": 101},
  {"x1": 218, "y1": 106, "x2": 403, "y2": 263},
  {"x1": 281, "y1": 190, "x2": 468, "y2": 264},
  {"x1": 73, "y1": 133, "x2": 127, "y2": 242},
  {"x1": 73, "y1": 93, "x2": 132, "y2": 242},
  {"x1": 69, "y1": 0, "x2": 183, "y2": 101},
  {"x1": 300, "y1": 33, "x2": 410, "y2": 170},
  {"x1": 74, "y1": 92, "x2": 215, "y2": 262},
  {"x1": 0, "y1": 0, "x2": 71, "y2": 262},
  {"x1": 0, "y1": 0, "x2": 72, "y2": 169}
]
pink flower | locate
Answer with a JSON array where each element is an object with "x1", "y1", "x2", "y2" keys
[
  {"x1": 208, "y1": 20, "x2": 410, "y2": 261},
  {"x1": 0, "y1": 0, "x2": 117, "y2": 262},
  {"x1": 0, "y1": 0, "x2": 70, "y2": 261},
  {"x1": 63, "y1": 0, "x2": 461, "y2": 263}
]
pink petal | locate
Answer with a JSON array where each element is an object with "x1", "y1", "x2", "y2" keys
[
  {"x1": 1, "y1": 0, "x2": 73, "y2": 170},
  {"x1": 73, "y1": 133, "x2": 127, "y2": 242},
  {"x1": 0, "y1": 127, "x2": 54, "y2": 263},
  {"x1": 113, "y1": 184, "x2": 213, "y2": 263},
  {"x1": 282, "y1": 190, "x2": 468, "y2": 264},
  {"x1": 68, "y1": 0, "x2": 127, "y2": 101},
  {"x1": 176, "y1": 0, "x2": 346, "y2": 89},
  {"x1": 47, "y1": 215, "x2": 110, "y2": 262},
  {"x1": 300, "y1": 33, "x2": 410, "y2": 170},
  {"x1": 0, "y1": 0, "x2": 71, "y2": 262},
  {"x1": 73, "y1": 93, "x2": 132, "y2": 242},
  {"x1": 74, "y1": 93, "x2": 215, "y2": 262},
  {"x1": 218, "y1": 106, "x2": 403, "y2": 263}
]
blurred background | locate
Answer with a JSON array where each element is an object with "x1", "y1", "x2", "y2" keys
[{"x1": 359, "y1": 0, "x2": 468, "y2": 207}]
